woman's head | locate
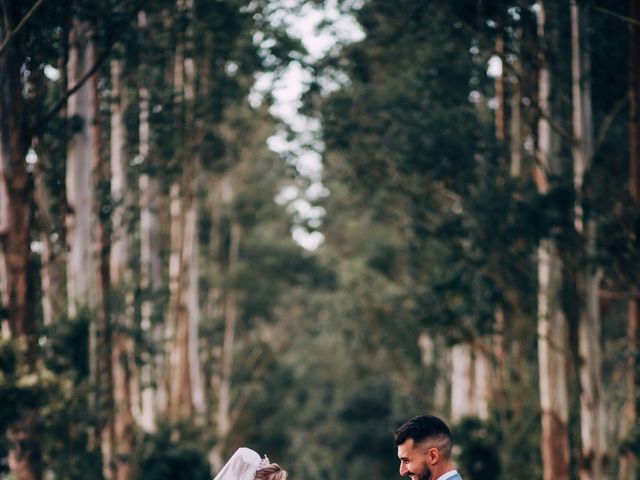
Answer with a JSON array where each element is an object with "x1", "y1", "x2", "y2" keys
[{"x1": 255, "y1": 463, "x2": 287, "y2": 480}]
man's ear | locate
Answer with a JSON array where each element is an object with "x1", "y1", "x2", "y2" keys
[{"x1": 428, "y1": 447, "x2": 440, "y2": 465}]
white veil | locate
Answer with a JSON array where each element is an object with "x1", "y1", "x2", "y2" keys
[{"x1": 213, "y1": 448, "x2": 262, "y2": 480}]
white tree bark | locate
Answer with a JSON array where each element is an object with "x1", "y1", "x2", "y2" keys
[
  {"x1": 473, "y1": 344, "x2": 490, "y2": 420},
  {"x1": 66, "y1": 19, "x2": 96, "y2": 316},
  {"x1": 451, "y1": 343, "x2": 474, "y2": 422},
  {"x1": 183, "y1": 0, "x2": 205, "y2": 418},
  {"x1": 450, "y1": 341, "x2": 491, "y2": 422},
  {"x1": 33, "y1": 164, "x2": 54, "y2": 327},
  {"x1": 418, "y1": 333, "x2": 448, "y2": 414},
  {"x1": 110, "y1": 57, "x2": 127, "y2": 285},
  {"x1": 187, "y1": 203, "x2": 206, "y2": 417},
  {"x1": 570, "y1": 2, "x2": 607, "y2": 478},
  {"x1": 535, "y1": 4, "x2": 571, "y2": 480},
  {"x1": 167, "y1": 182, "x2": 182, "y2": 418},
  {"x1": 537, "y1": 241, "x2": 571, "y2": 480}
]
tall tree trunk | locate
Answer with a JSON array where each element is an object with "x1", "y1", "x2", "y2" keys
[
  {"x1": 0, "y1": 4, "x2": 36, "y2": 346},
  {"x1": 450, "y1": 341, "x2": 490, "y2": 422},
  {"x1": 620, "y1": 1, "x2": 640, "y2": 478},
  {"x1": 167, "y1": 0, "x2": 205, "y2": 423},
  {"x1": 167, "y1": 0, "x2": 186, "y2": 423},
  {"x1": 90, "y1": 66, "x2": 114, "y2": 480},
  {"x1": 138, "y1": 9, "x2": 163, "y2": 430},
  {"x1": 474, "y1": 342, "x2": 491, "y2": 421},
  {"x1": 570, "y1": 2, "x2": 608, "y2": 479},
  {"x1": 451, "y1": 343, "x2": 474, "y2": 422},
  {"x1": 495, "y1": 32, "x2": 506, "y2": 147},
  {"x1": 0, "y1": 4, "x2": 40, "y2": 479},
  {"x1": 109, "y1": 54, "x2": 136, "y2": 480},
  {"x1": 187, "y1": 201, "x2": 206, "y2": 418},
  {"x1": 535, "y1": 4, "x2": 571, "y2": 480},
  {"x1": 66, "y1": 18, "x2": 95, "y2": 317},
  {"x1": 204, "y1": 181, "x2": 224, "y2": 410},
  {"x1": 167, "y1": 182, "x2": 184, "y2": 421},
  {"x1": 183, "y1": 0, "x2": 205, "y2": 419},
  {"x1": 537, "y1": 240, "x2": 571, "y2": 480},
  {"x1": 33, "y1": 158, "x2": 55, "y2": 327},
  {"x1": 169, "y1": 194, "x2": 196, "y2": 420},
  {"x1": 168, "y1": 164, "x2": 204, "y2": 424},
  {"x1": 418, "y1": 333, "x2": 448, "y2": 413},
  {"x1": 212, "y1": 181, "x2": 241, "y2": 469},
  {"x1": 509, "y1": 24, "x2": 523, "y2": 178}
]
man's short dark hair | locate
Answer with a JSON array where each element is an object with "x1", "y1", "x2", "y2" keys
[{"x1": 394, "y1": 415, "x2": 453, "y2": 457}]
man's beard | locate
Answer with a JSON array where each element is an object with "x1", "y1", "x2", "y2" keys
[{"x1": 417, "y1": 469, "x2": 432, "y2": 480}]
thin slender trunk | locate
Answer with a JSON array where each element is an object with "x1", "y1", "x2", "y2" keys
[
  {"x1": 509, "y1": 32, "x2": 523, "y2": 178},
  {"x1": 537, "y1": 240, "x2": 571, "y2": 480},
  {"x1": 137, "y1": 8, "x2": 163, "y2": 431},
  {"x1": 112, "y1": 331, "x2": 135, "y2": 480},
  {"x1": 109, "y1": 54, "x2": 135, "y2": 480},
  {"x1": 570, "y1": 3, "x2": 608, "y2": 478},
  {"x1": 491, "y1": 308, "x2": 507, "y2": 412},
  {"x1": 474, "y1": 341, "x2": 491, "y2": 420},
  {"x1": 535, "y1": 4, "x2": 571, "y2": 480},
  {"x1": 203, "y1": 181, "x2": 224, "y2": 416},
  {"x1": 187, "y1": 202, "x2": 205, "y2": 418},
  {"x1": 167, "y1": 0, "x2": 186, "y2": 423},
  {"x1": 620, "y1": 2, "x2": 640, "y2": 478},
  {"x1": 495, "y1": 33, "x2": 506, "y2": 145},
  {"x1": 170, "y1": 196, "x2": 196, "y2": 420},
  {"x1": 183, "y1": 0, "x2": 205, "y2": 418},
  {"x1": 33, "y1": 149, "x2": 55, "y2": 327},
  {"x1": 571, "y1": 0, "x2": 593, "y2": 233},
  {"x1": 167, "y1": 181, "x2": 183, "y2": 421},
  {"x1": 620, "y1": 301, "x2": 638, "y2": 480},
  {"x1": 91, "y1": 66, "x2": 114, "y2": 479},
  {"x1": 213, "y1": 187, "x2": 241, "y2": 465}
]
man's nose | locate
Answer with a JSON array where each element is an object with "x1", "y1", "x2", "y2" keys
[{"x1": 399, "y1": 463, "x2": 408, "y2": 476}]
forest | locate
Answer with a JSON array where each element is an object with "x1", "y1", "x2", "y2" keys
[{"x1": 1, "y1": 0, "x2": 639, "y2": 479}]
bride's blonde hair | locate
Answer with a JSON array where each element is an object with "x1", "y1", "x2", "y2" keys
[{"x1": 255, "y1": 463, "x2": 287, "y2": 480}]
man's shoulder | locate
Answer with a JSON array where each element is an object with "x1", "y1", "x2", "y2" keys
[{"x1": 438, "y1": 471, "x2": 462, "y2": 480}]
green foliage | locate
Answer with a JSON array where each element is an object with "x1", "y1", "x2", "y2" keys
[
  {"x1": 0, "y1": 334, "x2": 100, "y2": 479},
  {"x1": 137, "y1": 423, "x2": 211, "y2": 480},
  {"x1": 452, "y1": 417, "x2": 501, "y2": 480}
]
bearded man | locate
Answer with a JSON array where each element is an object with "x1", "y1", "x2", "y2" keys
[{"x1": 395, "y1": 415, "x2": 462, "y2": 480}]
